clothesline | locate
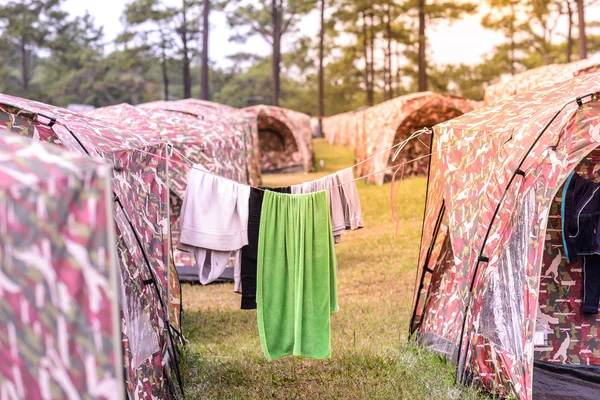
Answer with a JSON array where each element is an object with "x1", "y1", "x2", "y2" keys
[{"x1": 51, "y1": 121, "x2": 508, "y2": 193}]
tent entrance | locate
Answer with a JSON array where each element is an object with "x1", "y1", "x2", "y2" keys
[
  {"x1": 384, "y1": 104, "x2": 464, "y2": 182},
  {"x1": 258, "y1": 116, "x2": 302, "y2": 173},
  {"x1": 534, "y1": 148, "x2": 600, "y2": 397}
]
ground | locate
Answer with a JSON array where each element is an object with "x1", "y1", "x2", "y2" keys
[{"x1": 179, "y1": 139, "x2": 485, "y2": 399}]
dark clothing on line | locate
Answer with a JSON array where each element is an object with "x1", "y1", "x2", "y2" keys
[
  {"x1": 240, "y1": 186, "x2": 291, "y2": 310},
  {"x1": 582, "y1": 255, "x2": 600, "y2": 314},
  {"x1": 562, "y1": 172, "x2": 600, "y2": 314}
]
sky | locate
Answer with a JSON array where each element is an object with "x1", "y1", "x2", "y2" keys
[{"x1": 64, "y1": 0, "x2": 561, "y2": 68}]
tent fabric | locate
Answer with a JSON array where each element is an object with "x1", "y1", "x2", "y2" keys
[
  {"x1": 0, "y1": 132, "x2": 123, "y2": 399},
  {"x1": 322, "y1": 109, "x2": 365, "y2": 148},
  {"x1": 241, "y1": 105, "x2": 314, "y2": 173},
  {"x1": 349, "y1": 92, "x2": 474, "y2": 184},
  {"x1": 0, "y1": 94, "x2": 176, "y2": 399},
  {"x1": 86, "y1": 103, "x2": 251, "y2": 296},
  {"x1": 140, "y1": 99, "x2": 262, "y2": 186},
  {"x1": 411, "y1": 73, "x2": 600, "y2": 399},
  {"x1": 484, "y1": 58, "x2": 600, "y2": 105}
]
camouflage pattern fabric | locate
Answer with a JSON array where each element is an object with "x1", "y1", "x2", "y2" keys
[
  {"x1": 0, "y1": 94, "x2": 175, "y2": 400},
  {"x1": 0, "y1": 132, "x2": 123, "y2": 399},
  {"x1": 412, "y1": 73, "x2": 600, "y2": 399},
  {"x1": 140, "y1": 99, "x2": 262, "y2": 186},
  {"x1": 484, "y1": 58, "x2": 600, "y2": 105},
  {"x1": 322, "y1": 108, "x2": 366, "y2": 148},
  {"x1": 351, "y1": 92, "x2": 474, "y2": 185},
  {"x1": 241, "y1": 105, "x2": 314, "y2": 173},
  {"x1": 86, "y1": 103, "x2": 255, "y2": 331},
  {"x1": 538, "y1": 153, "x2": 600, "y2": 366}
]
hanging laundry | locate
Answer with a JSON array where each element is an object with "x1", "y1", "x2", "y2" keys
[
  {"x1": 257, "y1": 190, "x2": 338, "y2": 361},
  {"x1": 562, "y1": 171, "x2": 600, "y2": 314},
  {"x1": 292, "y1": 168, "x2": 363, "y2": 243},
  {"x1": 178, "y1": 166, "x2": 250, "y2": 291},
  {"x1": 336, "y1": 167, "x2": 364, "y2": 231},
  {"x1": 241, "y1": 186, "x2": 292, "y2": 310}
]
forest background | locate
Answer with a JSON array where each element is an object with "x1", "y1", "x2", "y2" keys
[{"x1": 1, "y1": 0, "x2": 599, "y2": 117}]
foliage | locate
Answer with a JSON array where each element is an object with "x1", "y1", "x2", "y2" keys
[{"x1": 0, "y1": 0, "x2": 598, "y2": 112}]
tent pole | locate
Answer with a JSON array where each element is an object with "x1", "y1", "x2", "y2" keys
[{"x1": 409, "y1": 202, "x2": 445, "y2": 337}]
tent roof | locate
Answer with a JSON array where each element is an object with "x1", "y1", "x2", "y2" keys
[
  {"x1": 87, "y1": 103, "x2": 253, "y2": 191},
  {"x1": 441, "y1": 71, "x2": 600, "y2": 136},
  {"x1": 0, "y1": 130, "x2": 107, "y2": 188},
  {"x1": 484, "y1": 58, "x2": 600, "y2": 105},
  {"x1": 139, "y1": 99, "x2": 261, "y2": 184},
  {"x1": 0, "y1": 94, "x2": 163, "y2": 155}
]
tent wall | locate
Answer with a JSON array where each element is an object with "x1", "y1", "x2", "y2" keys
[
  {"x1": 0, "y1": 96, "x2": 176, "y2": 400},
  {"x1": 0, "y1": 133, "x2": 123, "y2": 399}
]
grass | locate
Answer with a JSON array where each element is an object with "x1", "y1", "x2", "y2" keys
[{"x1": 179, "y1": 139, "x2": 485, "y2": 399}]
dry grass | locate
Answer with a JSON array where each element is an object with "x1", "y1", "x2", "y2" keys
[{"x1": 179, "y1": 139, "x2": 485, "y2": 399}]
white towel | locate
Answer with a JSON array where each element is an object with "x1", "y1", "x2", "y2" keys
[{"x1": 178, "y1": 167, "x2": 250, "y2": 287}]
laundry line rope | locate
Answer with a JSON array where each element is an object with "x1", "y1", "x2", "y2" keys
[{"x1": 48, "y1": 122, "x2": 509, "y2": 194}]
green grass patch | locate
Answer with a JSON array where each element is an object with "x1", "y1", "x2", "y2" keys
[{"x1": 179, "y1": 139, "x2": 486, "y2": 399}]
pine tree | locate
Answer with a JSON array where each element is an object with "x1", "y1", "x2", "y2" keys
[{"x1": 227, "y1": 0, "x2": 315, "y2": 106}]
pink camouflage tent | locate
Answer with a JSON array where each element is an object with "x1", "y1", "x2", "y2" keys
[
  {"x1": 140, "y1": 99, "x2": 262, "y2": 185},
  {"x1": 0, "y1": 132, "x2": 123, "y2": 399},
  {"x1": 352, "y1": 92, "x2": 475, "y2": 184},
  {"x1": 0, "y1": 94, "x2": 183, "y2": 399},
  {"x1": 411, "y1": 73, "x2": 600, "y2": 399},
  {"x1": 241, "y1": 105, "x2": 314, "y2": 173},
  {"x1": 322, "y1": 107, "x2": 369, "y2": 148},
  {"x1": 484, "y1": 58, "x2": 600, "y2": 105},
  {"x1": 86, "y1": 103, "x2": 253, "y2": 284}
]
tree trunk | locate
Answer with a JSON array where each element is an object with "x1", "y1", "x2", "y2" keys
[
  {"x1": 201, "y1": 0, "x2": 211, "y2": 100},
  {"x1": 20, "y1": 36, "x2": 29, "y2": 93},
  {"x1": 566, "y1": 0, "x2": 573, "y2": 62},
  {"x1": 161, "y1": 38, "x2": 170, "y2": 100},
  {"x1": 368, "y1": 11, "x2": 375, "y2": 106},
  {"x1": 576, "y1": 0, "x2": 587, "y2": 59},
  {"x1": 509, "y1": 1, "x2": 516, "y2": 75},
  {"x1": 417, "y1": 0, "x2": 427, "y2": 91},
  {"x1": 396, "y1": 42, "x2": 401, "y2": 97},
  {"x1": 318, "y1": 0, "x2": 325, "y2": 133},
  {"x1": 271, "y1": 0, "x2": 281, "y2": 106},
  {"x1": 385, "y1": 4, "x2": 393, "y2": 100},
  {"x1": 361, "y1": 11, "x2": 369, "y2": 107},
  {"x1": 182, "y1": 0, "x2": 192, "y2": 99}
]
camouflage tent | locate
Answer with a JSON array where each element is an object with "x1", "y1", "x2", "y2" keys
[
  {"x1": 0, "y1": 94, "x2": 182, "y2": 399},
  {"x1": 351, "y1": 92, "x2": 474, "y2": 185},
  {"x1": 411, "y1": 73, "x2": 600, "y2": 399},
  {"x1": 0, "y1": 132, "x2": 123, "y2": 399},
  {"x1": 241, "y1": 105, "x2": 314, "y2": 173},
  {"x1": 484, "y1": 58, "x2": 600, "y2": 105},
  {"x1": 140, "y1": 99, "x2": 261, "y2": 185},
  {"x1": 86, "y1": 103, "x2": 251, "y2": 283},
  {"x1": 322, "y1": 108, "x2": 365, "y2": 148}
]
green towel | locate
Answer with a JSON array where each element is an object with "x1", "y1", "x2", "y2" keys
[{"x1": 257, "y1": 190, "x2": 338, "y2": 361}]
